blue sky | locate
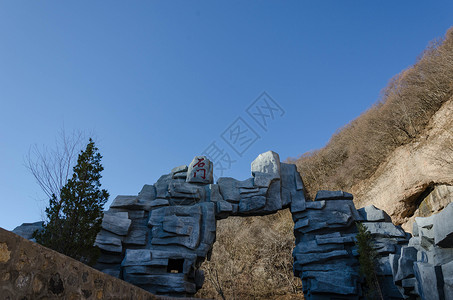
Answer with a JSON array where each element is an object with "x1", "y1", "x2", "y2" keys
[{"x1": 1, "y1": 1, "x2": 452, "y2": 230}]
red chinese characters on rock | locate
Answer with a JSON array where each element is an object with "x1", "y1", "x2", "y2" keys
[
  {"x1": 186, "y1": 156, "x2": 213, "y2": 184},
  {"x1": 193, "y1": 158, "x2": 206, "y2": 179}
]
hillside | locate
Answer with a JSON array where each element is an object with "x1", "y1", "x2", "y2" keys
[
  {"x1": 297, "y1": 27, "x2": 453, "y2": 200},
  {"x1": 296, "y1": 27, "x2": 453, "y2": 231},
  {"x1": 197, "y1": 27, "x2": 453, "y2": 299},
  {"x1": 351, "y1": 95, "x2": 453, "y2": 231}
]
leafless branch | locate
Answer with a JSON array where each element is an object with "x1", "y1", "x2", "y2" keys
[{"x1": 24, "y1": 128, "x2": 87, "y2": 200}]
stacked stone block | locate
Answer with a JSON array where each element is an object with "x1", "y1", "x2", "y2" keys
[
  {"x1": 93, "y1": 156, "x2": 216, "y2": 296},
  {"x1": 390, "y1": 202, "x2": 453, "y2": 299},
  {"x1": 358, "y1": 205, "x2": 410, "y2": 299},
  {"x1": 91, "y1": 151, "x2": 306, "y2": 296},
  {"x1": 292, "y1": 190, "x2": 362, "y2": 299}
]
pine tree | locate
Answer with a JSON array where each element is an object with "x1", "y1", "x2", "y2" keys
[
  {"x1": 34, "y1": 138, "x2": 109, "y2": 265},
  {"x1": 355, "y1": 222, "x2": 383, "y2": 300}
]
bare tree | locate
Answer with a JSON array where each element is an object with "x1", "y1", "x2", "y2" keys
[{"x1": 25, "y1": 128, "x2": 87, "y2": 201}]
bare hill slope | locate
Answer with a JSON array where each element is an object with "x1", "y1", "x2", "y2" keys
[{"x1": 351, "y1": 96, "x2": 453, "y2": 231}]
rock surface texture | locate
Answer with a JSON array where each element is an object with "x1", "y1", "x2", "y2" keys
[
  {"x1": 12, "y1": 221, "x2": 43, "y2": 242},
  {"x1": 390, "y1": 202, "x2": 453, "y2": 299},
  {"x1": 0, "y1": 227, "x2": 165, "y2": 299},
  {"x1": 351, "y1": 98, "x2": 453, "y2": 230},
  {"x1": 292, "y1": 191, "x2": 362, "y2": 299},
  {"x1": 12, "y1": 150, "x2": 453, "y2": 299},
  {"x1": 92, "y1": 151, "x2": 309, "y2": 297},
  {"x1": 358, "y1": 205, "x2": 410, "y2": 299}
]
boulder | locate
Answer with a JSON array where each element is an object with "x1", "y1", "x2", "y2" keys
[
  {"x1": 295, "y1": 171, "x2": 304, "y2": 191},
  {"x1": 110, "y1": 195, "x2": 152, "y2": 211},
  {"x1": 101, "y1": 211, "x2": 131, "y2": 236},
  {"x1": 168, "y1": 181, "x2": 205, "y2": 205},
  {"x1": 294, "y1": 218, "x2": 309, "y2": 230},
  {"x1": 253, "y1": 172, "x2": 277, "y2": 187},
  {"x1": 186, "y1": 156, "x2": 213, "y2": 184},
  {"x1": 12, "y1": 221, "x2": 43, "y2": 240},
  {"x1": 155, "y1": 174, "x2": 172, "y2": 198},
  {"x1": 94, "y1": 235, "x2": 122, "y2": 253},
  {"x1": 217, "y1": 177, "x2": 241, "y2": 203},
  {"x1": 293, "y1": 240, "x2": 343, "y2": 254},
  {"x1": 171, "y1": 165, "x2": 188, "y2": 174},
  {"x1": 238, "y1": 178, "x2": 254, "y2": 188},
  {"x1": 97, "y1": 252, "x2": 123, "y2": 264},
  {"x1": 137, "y1": 184, "x2": 156, "y2": 201},
  {"x1": 149, "y1": 199, "x2": 170, "y2": 209},
  {"x1": 110, "y1": 195, "x2": 139, "y2": 209},
  {"x1": 372, "y1": 241, "x2": 396, "y2": 255},
  {"x1": 433, "y1": 202, "x2": 453, "y2": 247},
  {"x1": 358, "y1": 205, "x2": 391, "y2": 222},
  {"x1": 413, "y1": 262, "x2": 442, "y2": 300},
  {"x1": 375, "y1": 256, "x2": 393, "y2": 276},
  {"x1": 394, "y1": 246, "x2": 417, "y2": 282},
  {"x1": 251, "y1": 151, "x2": 281, "y2": 181},
  {"x1": 425, "y1": 245, "x2": 453, "y2": 265},
  {"x1": 362, "y1": 222, "x2": 407, "y2": 238},
  {"x1": 238, "y1": 196, "x2": 266, "y2": 213}
]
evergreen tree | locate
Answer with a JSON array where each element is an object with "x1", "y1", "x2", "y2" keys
[
  {"x1": 355, "y1": 222, "x2": 383, "y2": 300},
  {"x1": 34, "y1": 139, "x2": 109, "y2": 265}
]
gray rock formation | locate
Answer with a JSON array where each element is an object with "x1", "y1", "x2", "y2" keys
[
  {"x1": 358, "y1": 205, "x2": 409, "y2": 299},
  {"x1": 390, "y1": 202, "x2": 453, "y2": 299},
  {"x1": 292, "y1": 192, "x2": 362, "y2": 299},
  {"x1": 92, "y1": 150, "x2": 305, "y2": 297},
  {"x1": 186, "y1": 156, "x2": 213, "y2": 184},
  {"x1": 12, "y1": 221, "x2": 43, "y2": 242},
  {"x1": 14, "y1": 150, "x2": 452, "y2": 299}
]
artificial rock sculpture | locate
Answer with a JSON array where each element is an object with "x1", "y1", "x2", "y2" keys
[
  {"x1": 292, "y1": 190, "x2": 362, "y2": 298},
  {"x1": 93, "y1": 151, "x2": 307, "y2": 296},
  {"x1": 358, "y1": 205, "x2": 411, "y2": 299},
  {"x1": 90, "y1": 151, "x2": 429, "y2": 299},
  {"x1": 14, "y1": 151, "x2": 453, "y2": 298},
  {"x1": 390, "y1": 203, "x2": 453, "y2": 299}
]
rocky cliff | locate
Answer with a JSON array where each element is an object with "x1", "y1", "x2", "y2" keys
[{"x1": 351, "y1": 97, "x2": 453, "y2": 232}]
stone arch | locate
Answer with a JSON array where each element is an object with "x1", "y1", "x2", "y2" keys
[{"x1": 93, "y1": 151, "x2": 366, "y2": 298}]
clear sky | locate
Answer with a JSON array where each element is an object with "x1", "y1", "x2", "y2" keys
[{"x1": 1, "y1": 1, "x2": 452, "y2": 230}]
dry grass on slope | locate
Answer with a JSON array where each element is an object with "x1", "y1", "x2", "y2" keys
[
  {"x1": 297, "y1": 27, "x2": 453, "y2": 199},
  {"x1": 196, "y1": 209, "x2": 303, "y2": 300}
]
